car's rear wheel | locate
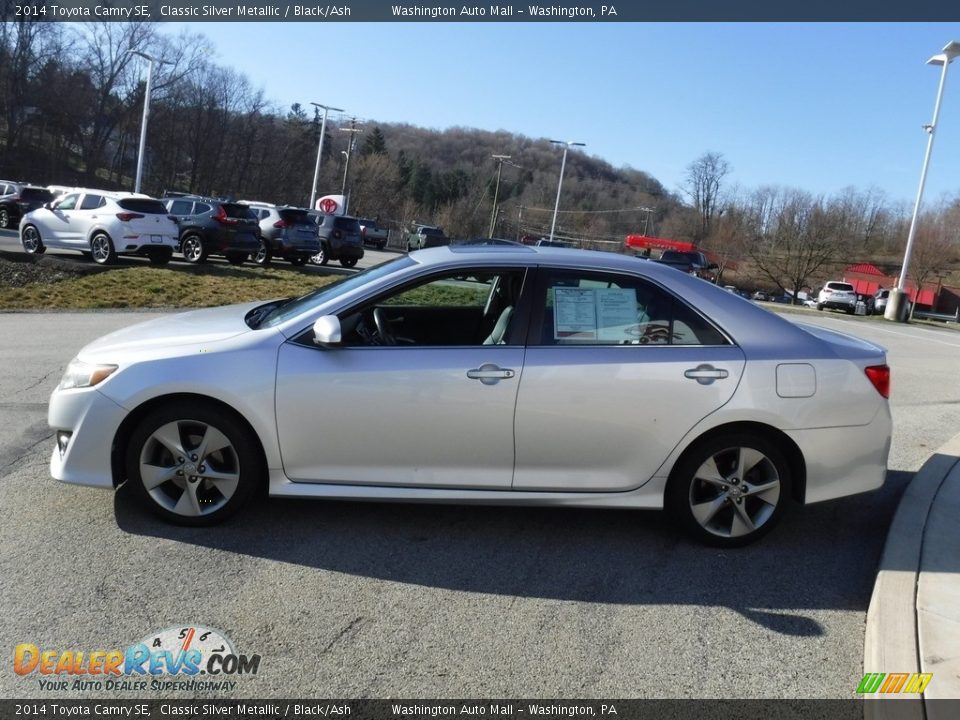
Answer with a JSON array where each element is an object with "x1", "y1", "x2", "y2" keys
[
  {"x1": 225, "y1": 252, "x2": 247, "y2": 266},
  {"x1": 90, "y1": 232, "x2": 117, "y2": 265},
  {"x1": 666, "y1": 433, "x2": 790, "y2": 547},
  {"x1": 181, "y1": 235, "x2": 207, "y2": 264},
  {"x1": 310, "y1": 246, "x2": 328, "y2": 266},
  {"x1": 253, "y1": 241, "x2": 272, "y2": 266},
  {"x1": 0, "y1": 207, "x2": 10, "y2": 229},
  {"x1": 125, "y1": 401, "x2": 262, "y2": 526},
  {"x1": 339, "y1": 258, "x2": 357, "y2": 268},
  {"x1": 21, "y1": 225, "x2": 45, "y2": 255}
]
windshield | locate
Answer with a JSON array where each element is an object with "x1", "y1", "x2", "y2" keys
[{"x1": 259, "y1": 256, "x2": 416, "y2": 328}]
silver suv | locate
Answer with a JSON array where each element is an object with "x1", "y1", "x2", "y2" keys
[
  {"x1": 817, "y1": 281, "x2": 857, "y2": 313},
  {"x1": 245, "y1": 203, "x2": 319, "y2": 266}
]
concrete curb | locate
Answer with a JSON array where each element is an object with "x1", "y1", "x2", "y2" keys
[{"x1": 864, "y1": 433, "x2": 960, "y2": 717}]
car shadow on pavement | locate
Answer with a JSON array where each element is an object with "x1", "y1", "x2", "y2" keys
[{"x1": 114, "y1": 469, "x2": 914, "y2": 637}]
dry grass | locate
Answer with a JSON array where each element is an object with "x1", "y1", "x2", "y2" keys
[{"x1": 0, "y1": 261, "x2": 338, "y2": 310}]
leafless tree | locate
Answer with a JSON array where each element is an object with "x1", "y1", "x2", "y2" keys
[{"x1": 684, "y1": 151, "x2": 730, "y2": 243}]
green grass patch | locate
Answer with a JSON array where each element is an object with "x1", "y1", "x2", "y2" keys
[{"x1": 0, "y1": 264, "x2": 339, "y2": 310}]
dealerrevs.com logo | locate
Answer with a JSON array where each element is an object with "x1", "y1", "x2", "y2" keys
[{"x1": 14, "y1": 625, "x2": 261, "y2": 692}]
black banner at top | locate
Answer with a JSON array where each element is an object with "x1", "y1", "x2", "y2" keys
[{"x1": 3, "y1": 0, "x2": 960, "y2": 22}]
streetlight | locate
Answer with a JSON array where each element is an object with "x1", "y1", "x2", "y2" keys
[
  {"x1": 548, "y1": 140, "x2": 585, "y2": 242},
  {"x1": 339, "y1": 118, "x2": 364, "y2": 215},
  {"x1": 489, "y1": 154, "x2": 511, "y2": 237},
  {"x1": 886, "y1": 40, "x2": 960, "y2": 322},
  {"x1": 129, "y1": 50, "x2": 171, "y2": 194},
  {"x1": 309, "y1": 102, "x2": 344, "y2": 210}
]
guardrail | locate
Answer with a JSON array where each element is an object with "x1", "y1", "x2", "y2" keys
[{"x1": 912, "y1": 308, "x2": 959, "y2": 323}]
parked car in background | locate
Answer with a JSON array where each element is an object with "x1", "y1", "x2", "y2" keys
[
  {"x1": 817, "y1": 281, "x2": 857, "y2": 313},
  {"x1": 407, "y1": 224, "x2": 449, "y2": 251},
  {"x1": 47, "y1": 246, "x2": 891, "y2": 548},
  {"x1": 163, "y1": 195, "x2": 260, "y2": 265},
  {"x1": 874, "y1": 289, "x2": 890, "y2": 315},
  {"x1": 535, "y1": 238, "x2": 577, "y2": 248},
  {"x1": 358, "y1": 218, "x2": 389, "y2": 249},
  {"x1": 20, "y1": 190, "x2": 178, "y2": 265},
  {"x1": 654, "y1": 250, "x2": 718, "y2": 278},
  {"x1": 751, "y1": 291, "x2": 769, "y2": 302},
  {"x1": 312, "y1": 214, "x2": 365, "y2": 267},
  {"x1": 245, "y1": 204, "x2": 319, "y2": 266},
  {"x1": 0, "y1": 185, "x2": 54, "y2": 229}
]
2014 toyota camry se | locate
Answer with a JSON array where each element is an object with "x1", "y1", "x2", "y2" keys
[{"x1": 48, "y1": 246, "x2": 892, "y2": 546}]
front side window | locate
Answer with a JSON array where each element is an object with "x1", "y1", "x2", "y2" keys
[
  {"x1": 55, "y1": 194, "x2": 79, "y2": 211},
  {"x1": 340, "y1": 269, "x2": 526, "y2": 347},
  {"x1": 535, "y1": 269, "x2": 728, "y2": 347}
]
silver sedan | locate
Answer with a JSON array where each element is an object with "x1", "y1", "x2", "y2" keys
[{"x1": 48, "y1": 246, "x2": 892, "y2": 546}]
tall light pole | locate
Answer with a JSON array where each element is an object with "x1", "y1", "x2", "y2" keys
[
  {"x1": 339, "y1": 118, "x2": 364, "y2": 214},
  {"x1": 489, "y1": 154, "x2": 511, "y2": 237},
  {"x1": 548, "y1": 140, "x2": 585, "y2": 242},
  {"x1": 130, "y1": 51, "x2": 170, "y2": 194},
  {"x1": 309, "y1": 102, "x2": 344, "y2": 209},
  {"x1": 886, "y1": 40, "x2": 960, "y2": 322}
]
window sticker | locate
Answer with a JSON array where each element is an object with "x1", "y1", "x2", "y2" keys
[
  {"x1": 596, "y1": 288, "x2": 641, "y2": 341},
  {"x1": 553, "y1": 288, "x2": 599, "y2": 339}
]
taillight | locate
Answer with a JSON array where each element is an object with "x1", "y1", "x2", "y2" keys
[
  {"x1": 273, "y1": 219, "x2": 287, "y2": 229},
  {"x1": 116, "y1": 212, "x2": 144, "y2": 222},
  {"x1": 212, "y1": 207, "x2": 236, "y2": 225},
  {"x1": 865, "y1": 365, "x2": 890, "y2": 398}
]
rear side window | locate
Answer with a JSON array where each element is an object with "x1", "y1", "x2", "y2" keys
[
  {"x1": 169, "y1": 200, "x2": 193, "y2": 215},
  {"x1": 194, "y1": 202, "x2": 211, "y2": 214},
  {"x1": 535, "y1": 269, "x2": 729, "y2": 346},
  {"x1": 79, "y1": 194, "x2": 105, "y2": 210},
  {"x1": 119, "y1": 199, "x2": 168, "y2": 214}
]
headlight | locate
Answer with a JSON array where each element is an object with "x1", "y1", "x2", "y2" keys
[{"x1": 58, "y1": 359, "x2": 118, "y2": 390}]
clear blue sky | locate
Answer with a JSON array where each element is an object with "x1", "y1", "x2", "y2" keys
[{"x1": 166, "y1": 22, "x2": 960, "y2": 206}]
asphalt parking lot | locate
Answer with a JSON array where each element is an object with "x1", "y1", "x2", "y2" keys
[{"x1": 2, "y1": 254, "x2": 959, "y2": 699}]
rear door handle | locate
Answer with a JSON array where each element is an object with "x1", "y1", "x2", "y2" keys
[
  {"x1": 467, "y1": 363, "x2": 515, "y2": 385},
  {"x1": 684, "y1": 364, "x2": 729, "y2": 385}
]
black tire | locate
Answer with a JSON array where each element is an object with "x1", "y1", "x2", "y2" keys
[
  {"x1": 816, "y1": 304, "x2": 824, "y2": 311},
  {"x1": 339, "y1": 258, "x2": 358, "y2": 268},
  {"x1": 289, "y1": 256, "x2": 307, "y2": 266},
  {"x1": 90, "y1": 232, "x2": 117, "y2": 265},
  {"x1": 226, "y1": 252, "x2": 247, "y2": 266},
  {"x1": 181, "y1": 234, "x2": 207, "y2": 264},
  {"x1": 0, "y1": 207, "x2": 10, "y2": 229},
  {"x1": 147, "y1": 248, "x2": 173, "y2": 266},
  {"x1": 253, "y1": 241, "x2": 272, "y2": 266},
  {"x1": 125, "y1": 400, "x2": 263, "y2": 526},
  {"x1": 666, "y1": 432, "x2": 791, "y2": 548},
  {"x1": 21, "y1": 225, "x2": 45, "y2": 255},
  {"x1": 311, "y1": 245, "x2": 329, "y2": 266}
]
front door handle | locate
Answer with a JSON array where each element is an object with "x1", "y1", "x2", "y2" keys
[
  {"x1": 467, "y1": 363, "x2": 516, "y2": 385},
  {"x1": 684, "y1": 364, "x2": 729, "y2": 385}
]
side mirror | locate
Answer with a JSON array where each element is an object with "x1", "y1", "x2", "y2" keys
[
  {"x1": 44, "y1": 202, "x2": 53, "y2": 210},
  {"x1": 312, "y1": 315, "x2": 341, "y2": 346}
]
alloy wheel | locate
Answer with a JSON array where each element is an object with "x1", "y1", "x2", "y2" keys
[{"x1": 182, "y1": 237, "x2": 203, "y2": 263}]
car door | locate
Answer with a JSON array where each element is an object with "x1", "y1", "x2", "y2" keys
[
  {"x1": 74, "y1": 193, "x2": 105, "y2": 245},
  {"x1": 41, "y1": 192, "x2": 81, "y2": 246},
  {"x1": 512, "y1": 267, "x2": 746, "y2": 492},
  {"x1": 275, "y1": 267, "x2": 529, "y2": 489}
]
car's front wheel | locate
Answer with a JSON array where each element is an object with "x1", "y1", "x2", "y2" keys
[
  {"x1": 125, "y1": 401, "x2": 262, "y2": 526},
  {"x1": 253, "y1": 240, "x2": 272, "y2": 266},
  {"x1": 0, "y1": 207, "x2": 10, "y2": 229},
  {"x1": 90, "y1": 232, "x2": 117, "y2": 265},
  {"x1": 310, "y1": 245, "x2": 328, "y2": 266},
  {"x1": 340, "y1": 258, "x2": 357, "y2": 268},
  {"x1": 666, "y1": 433, "x2": 790, "y2": 547},
  {"x1": 21, "y1": 225, "x2": 45, "y2": 255}
]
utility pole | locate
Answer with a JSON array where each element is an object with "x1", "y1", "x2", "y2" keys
[
  {"x1": 549, "y1": 140, "x2": 585, "y2": 242},
  {"x1": 488, "y1": 154, "x2": 511, "y2": 237},
  {"x1": 339, "y1": 118, "x2": 364, "y2": 215}
]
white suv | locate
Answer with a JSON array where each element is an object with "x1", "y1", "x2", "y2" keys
[
  {"x1": 817, "y1": 281, "x2": 857, "y2": 313},
  {"x1": 19, "y1": 190, "x2": 179, "y2": 265}
]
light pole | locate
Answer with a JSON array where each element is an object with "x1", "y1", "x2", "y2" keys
[
  {"x1": 129, "y1": 51, "x2": 170, "y2": 194},
  {"x1": 548, "y1": 140, "x2": 585, "y2": 242},
  {"x1": 309, "y1": 102, "x2": 344, "y2": 210},
  {"x1": 886, "y1": 40, "x2": 960, "y2": 322},
  {"x1": 489, "y1": 154, "x2": 511, "y2": 237}
]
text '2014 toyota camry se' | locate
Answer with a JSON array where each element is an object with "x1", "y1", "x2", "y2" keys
[{"x1": 49, "y1": 246, "x2": 891, "y2": 546}]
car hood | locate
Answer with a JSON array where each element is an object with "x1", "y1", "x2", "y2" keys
[
  {"x1": 77, "y1": 302, "x2": 261, "y2": 361},
  {"x1": 796, "y1": 323, "x2": 886, "y2": 360}
]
